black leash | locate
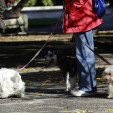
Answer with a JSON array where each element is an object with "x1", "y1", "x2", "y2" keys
[{"x1": 78, "y1": 37, "x2": 111, "y2": 65}]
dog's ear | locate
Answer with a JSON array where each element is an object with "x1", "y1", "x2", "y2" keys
[{"x1": 46, "y1": 50, "x2": 56, "y2": 58}]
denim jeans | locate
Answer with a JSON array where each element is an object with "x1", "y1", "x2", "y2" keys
[{"x1": 74, "y1": 30, "x2": 97, "y2": 92}]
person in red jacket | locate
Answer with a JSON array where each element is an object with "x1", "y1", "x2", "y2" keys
[{"x1": 63, "y1": 0, "x2": 103, "y2": 96}]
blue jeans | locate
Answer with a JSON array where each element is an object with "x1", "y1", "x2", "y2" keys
[{"x1": 74, "y1": 30, "x2": 97, "y2": 92}]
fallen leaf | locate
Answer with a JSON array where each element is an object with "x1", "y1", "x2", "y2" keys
[
  {"x1": 109, "y1": 109, "x2": 113, "y2": 111},
  {"x1": 87, "y1": 110, "x2": 94, "y2": 113},
  {"x1": 82, "y1": 111, "x2": 86, "y2": 113},
  {"x1": 11, "y1": 97, "x2": 14, "y2": 100},
  {"x1": 35, "y1": 93, "x2": 44, "y2": 96},
  {"x1": 97, "y1": 78, "x2": 102, "y2": 80},
  {"x1": 72, "y1": 111, "x2": 81, "y2": 113},
  {"x1": 28, "y1": 102, "x2": 34, "y2": 104},
  {"x1": 64, "y1": 106, "x2": 69, "y2": 109},
  {"x1": 41, "y1": 82, "x2": 46, "y2": 87},
  {"x1": 97, "y1": 82, "x2": 105, "y2": 85}
]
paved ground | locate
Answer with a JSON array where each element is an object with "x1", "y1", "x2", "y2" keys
[
  {"x1": 0, "y1": 34, "x2": 113, "y2": 113},
  {"x1": 0, "y1": 71, "x2": 111, "y2": 113}
]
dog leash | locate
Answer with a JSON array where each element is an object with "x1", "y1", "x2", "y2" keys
[
  {"x1": 18, "y1": 8, "x2": 111, "y2": 72},
  {"x1": 78, "y1": 37, "x2": 112, "y2": 65},
  {"x1": 18, "y1": 12, "x2": 64, "y2": 72}
]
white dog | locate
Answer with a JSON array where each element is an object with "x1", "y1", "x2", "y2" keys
[
  {"x1": 0, "y1": 68, "x2": 25, "y2": 98},
  {"x1": 102, "y1": 65, "x2": 113, "y2": 98}
]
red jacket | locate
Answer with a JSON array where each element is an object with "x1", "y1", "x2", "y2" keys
[{"x1": 63, "y1": 0, "x2": 104, "y2": 33}]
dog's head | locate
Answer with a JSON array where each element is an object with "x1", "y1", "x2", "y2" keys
[
  {"x1": 102, "y1": 65, "x2": 113, "y2": 82},
  {"x1": 45, "y1": 51, "x2": 57, "y2": 66}
]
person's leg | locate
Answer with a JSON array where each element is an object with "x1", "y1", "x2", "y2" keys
[{"x1": 71, "y1": 30, "x2": 96, "y2": 96}]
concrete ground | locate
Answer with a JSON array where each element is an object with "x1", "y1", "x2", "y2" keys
[
  {"x1": 0, "y1": 71, "x2": 111, "y2": 113},
  {"x1": 0, "y1": 34, "x2": 113, "y2": 113}
]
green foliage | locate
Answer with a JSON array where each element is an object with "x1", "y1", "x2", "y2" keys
[
  {"x1": 13, "y1": 0, "x2": 64, "y2": 7},
  {"x1": 16, "y1": 0, "x2": 21, "y2": 3},
  {"x1": 42, "y1": 0, "x2": 53, "y2": 6},
  {"x1": 25, "y1": 0, "x2": 37, "y2": 7},
  {"x1": 15, "y1": 0, "x2": 37, "y2": 7}
]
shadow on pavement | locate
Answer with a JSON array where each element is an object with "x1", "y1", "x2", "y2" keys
[
  {"x1": 0, "y1": 36, "x2": 112, "y2": 100},
  {"x1": 0, "y1": 41, "x2": 75, "y2": 68}
]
